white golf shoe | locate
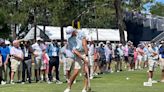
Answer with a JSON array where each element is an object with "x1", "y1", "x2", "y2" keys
[
  {"x1": 82, "y1": 89, "x2": 87, "y2": 92},
  {"x1": 64, "y1": 88, "x2": 70, "y2": 92}
]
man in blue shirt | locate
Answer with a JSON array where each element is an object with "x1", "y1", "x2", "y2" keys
[
  {"x1": 0, "y1": 39, "x2": 10, "y2": 85},
  {"x1": 0, "y1": 50, "x2": 2, "y2": 85},
  {"x1": 47, "y1": 40, "x2": 62, "y2": 84},
  {"x1": 159, "y1": 41, "x2": 164, "y2": 82},
  {"x1": 98, "y1": 42, "x2": 106, "y2": 73}
]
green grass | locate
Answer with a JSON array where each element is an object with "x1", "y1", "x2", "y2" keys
[{"x1": 0, "y1": 67, "x2": 163, "y2": 92}]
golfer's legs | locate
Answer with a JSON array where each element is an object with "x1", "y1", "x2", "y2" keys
[{"x1": 69, "y1": 69, "x2": 79, "y2": 88}]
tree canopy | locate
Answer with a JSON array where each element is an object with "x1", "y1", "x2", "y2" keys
[
  {"x1": 150, "y1": 2, "x2": 164, "y2": 16},
  {"x1": 0, "y1": 0, "x2": 163, "y2": 41}
]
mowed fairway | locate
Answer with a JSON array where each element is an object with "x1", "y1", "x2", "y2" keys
[{"x1": 0, "y1": 68, "x2": 163, "y2": 92}]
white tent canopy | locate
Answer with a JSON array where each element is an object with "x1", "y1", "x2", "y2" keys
[
  {"x1": 24, "y1": 25, "x2": 127, "y2": 41},
  {"x1": 24, "y1": 27, "x2": 41, "y2": 40},
  {"x1": 82, "y1": 28, "x2": 127, "y2": 41}
]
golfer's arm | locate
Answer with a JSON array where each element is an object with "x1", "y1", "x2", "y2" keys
[
  {"x1": 82, "y1": 38, "x2": 88, "y2": 55},
  {"x1": 73, "y1": 49, "x2": 84, "y2": 60}
]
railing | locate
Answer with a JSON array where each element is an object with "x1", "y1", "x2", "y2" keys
[{"x1": 151, "y1": 31, "x2": 164, "y2": 43}]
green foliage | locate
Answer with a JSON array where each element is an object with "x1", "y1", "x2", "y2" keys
[
  {"x1": 0, "y1": 9, "x2": 5, "y2": 25},
  {"x1": 0, "y1": 24, "x2": 11, "y2": 39},
  {"x1": 0, "y1": 4, "x2": 11, "y2": 39},
  {"x1": 0, "y1": 0, "x2": 163, "y2": 38},
  {"x1": 150, "y1": 2, "x2": 164, "y2": 16}
]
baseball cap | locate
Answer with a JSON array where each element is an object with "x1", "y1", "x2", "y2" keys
[
  {"x1": 99, "y1": 42, "x2": 104, "y2": 46},
  {"x1": 66, "y1": 26, "x2": 76, "y2": 39},
  {"x1": 106, "y1": 41, "x2": 110, "y2": 44},
  {"x1": 5, "y1": 40, "x2": 10, "y2": 45},
  {"x1": 160, "y1": 40, "x2": 164, "y2": 44}
]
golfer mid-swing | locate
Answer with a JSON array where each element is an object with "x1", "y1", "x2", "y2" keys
[{"x1": 64, "y1": 26, "x2": 90, "y2": 92}]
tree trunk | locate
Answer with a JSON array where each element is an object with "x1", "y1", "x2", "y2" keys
[
  {"x1": 43, "y1": 8, "x2": 46, "y2": 34},
  {"x1": 61, "y1": 25, "x2": 64, "y2": 47},
  {"x1": 13, "y1": 24, "x2": 17, "y2": 40},
  {"x1": 34, "y1": 22, "x2": 37, "y2": 42},
  {"x1": 43, "y1": 25, "x2": 46, "y2": 33},
  {"x1": 114, "y1": 0, "x2": 126, "y2": 44},
  {"x1": 34, "y1": 8, "x2": 37, "y2": 42},
  {"x1": 13, "y1": 0, "x2": 19, "y2": 40}
]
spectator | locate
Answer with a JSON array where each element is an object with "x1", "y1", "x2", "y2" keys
[
  {"x1": 60, "y1": 41, "x2": 75, "y2": 84},
  {"x1": 0, "y1": 39, "x2": 10, "y2": 85},
  {"x1": 123, "y1": 44, "x2": 129, "y2": 69},
  {"x1": 60, "y1": 41, "x2": 68, "y2": 82},
  {"x1": 93, "y1": 45, "x2": 99, "y2": 76},
  {"x1": 134, "y1": 47, "x2": 138, "y2": 70},
  {"x1": 22, "y1": 40, "x2": 34, "y2": 84},
  {"x1": 146, "y1": 43, "x2": 158, "y2": 84},
  {"x1": 143, "y1": 44, "x2": 149, "y2": 68},
  {"x1": 98, "y1": 42, "x2": 106, "y2": 74},
  {"x1": 128, "y1": 44, "x2": 134, "y2": 71},
  {"x1": 104, "y1": 41, "x2": 113, "y2": 73},
  {"x1": 32, "y1": 37, "x2": 43, "y2": 82},
  {"x1": 136, "y1": 44, "x2": 144, "y2": 70},
  {"x1": 41, "y1": 47, "x2": 49, "y2": 83},
  {"x1": 0, "y1": 44, "x2": 2, "y2": 85},
  {"x1": 88, "y1": 40, "x2": 95, "y2": 79},
  {"x1": 159, "y1": 41, "x2": 164, "y2": 82},
  {"x1": 118, "y1": 44, "x2": 124, "y2": 71},
  {"x1": 47, "y1": 40, "x2": 62, "y2": 84},
  {"x1": 10, "y1": 40, "x2": 24, "y2": 84},
  {"x1": 114, "y1": 45, "x2": 121, "y2": 72}
]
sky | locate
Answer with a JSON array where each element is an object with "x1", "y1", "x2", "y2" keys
[{"x1": 156, "y1": 0, "x2": 164, "y2": 3}]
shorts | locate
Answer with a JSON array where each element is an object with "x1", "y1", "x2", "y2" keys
[
  {"x1": 115, "y1": 56, "x2": 120, "y2": 62},
  {"x1": 99, "y1": 58, "x2": 106, "y2": 66},
  {"x1": 143, "y1": 55, "x2": 148, "y2": 62},
  {"x1": 124, "y1": 56, "x2": 128, "y2": 63},
  {"x1": 159, "y1": 58, "x2": 164, "y2": 70},
  {"x1": 128, "y1": 56, "x2": 134, "y2": 64},
  {"x1": 41, "y1": 63, "x2": 49, "y2": 72},
  {"x1": 17, "y1": 61, "x2": 22, "y2": 72},
  {"x1": 35, "y1": 57, "x2": 41, "y2": 70},
  {"x1": 74, "y1": 52, "x2": 88, "y2": 70},
  {"x1": 89, "y1": 55, "x2": 94, "y2": 66},
  {"x1": 10, "y1": 58, "x2": 19, "y2": 72},
  {"x1": 106, "y1": 54, "x2": 112, "y2": 63},
  {"x1": 137, "y1": 55, "x2": 143, "y2": 62},
  {"x1": 74, "y1": 57, "x2": 83, "y2": 70},
  {"x1": 65, "y1": 58, "x2": 74, "y2": 71},
  {"x1": 148, "y1": 59, "x2": 156, "y2": 71}
]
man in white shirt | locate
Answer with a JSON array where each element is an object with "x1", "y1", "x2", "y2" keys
[
  {"x1": 146, "y1": 44, "x2": 158, "y2": 85},
  {"x1": 32, "y1": 37, "x2": 43, "y2": 82},
  {"x1": 88, "y1": 41, "x2": 95, "y2": 79},
  {"x1": 104, "y1": 41, "x2": 112, "y2": 72}
]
